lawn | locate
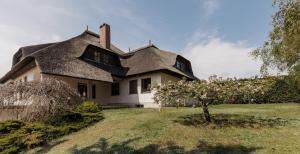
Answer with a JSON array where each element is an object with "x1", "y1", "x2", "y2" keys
[{"x1": 32, "y1": 103, "x2": 300, "y2": 154}]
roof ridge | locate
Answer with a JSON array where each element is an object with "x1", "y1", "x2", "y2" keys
[
  {"x1": 122, "y1": 44, "x2": 158, "y2": 56},
  {"x1": 84, "y1": 30, "x2": 99, "y2": 38},
  {"x1": 20, "y1": 42, "x2": 56, "y2": 49}
]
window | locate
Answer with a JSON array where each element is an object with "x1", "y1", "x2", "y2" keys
[
  {"x1": 176, "y1": 61, "x2": 181, "y2": 69},
  {"x1": 181, "y1": 62, "x2": 186, "y2": 71},
  {"x1": 102, "y1": 54, "x2": 109, "y2": 65},
  {"x1": 94, "y1": 52, "x2": 101, "y2": 63},
  {"x1": 111, "y1": 83, "x2": 120, "y2": 96},
  {"x1": 92, "y1": 84, "x2": 96, "y2": 99},
  {"x1": 94, "y1": 51, "x2": 110, "y2": 65},
  {"x1": 176, "y1": 60, "x2": 191, "y2": 73},
  {"x1": 141, "y1": 78, "x2": 151, "y2": 93},
  {"x1": 24, "y1": 76, "x2": 28, "y2": 82},
  {"x1": 78, "y1": 83, "x2": 87, "y2": 98},
  {"x1": 129, "y1": 80, "x2": 138, "y2": 94}
]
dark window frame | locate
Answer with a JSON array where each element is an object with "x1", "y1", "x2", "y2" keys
[
  {"x1": 92, "y1": 84, "x2": 96, "y2": 99},
  {"x1": 129, "y1": 80, "x2": 138, "y2": 94},
  {"x1": 94, "y1": 52, "x2": 101, "y2": 63},
  {"x1": 24, "y1": 76, "x2": 28, "y2": 82},
  {"x1": 176, "y1": 60, "x2": 191, "y2": 73},
  {"x1": 111, "y1": 83, "x2": 120, "y2": 96},
  {"x1": 102, "y1": 54, "x2": 109, "y2": 65},
  {"x1": 82, "y1": 45, "x2": 122, "y2": 67},
  {"x1": 141, "y1": 78, "x2": 151, "y2": 93},
  {"x1": 78, "y1": 83, "x2": 88, "y2": 98}
]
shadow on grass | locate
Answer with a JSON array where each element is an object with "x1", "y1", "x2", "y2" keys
[
  {"x1": 33, "y1": 139, "x2": 69, "y2": 154},
  {"x1": 69, "y1": 137, "x2": 261, "y2": 154},
  {"x1": 175, "y1": 114, "x2": 289, "y2": 128}
]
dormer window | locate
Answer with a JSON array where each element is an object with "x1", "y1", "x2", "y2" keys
[
  {"x1": 93, "y1": 51, "x2": 111, "y2": 65},
  {"x1": 175, "y1": 58, "x2": 192, "y2": 73},
  {"x1": 82, "y1": 45, "x2": 121, "y2": 69},
  {"x1": 102, "y1": 54, "x2": 109, "y2": 65},
  {"x1": 94, "y1": 52, "x2": 101, "y2": 63}
]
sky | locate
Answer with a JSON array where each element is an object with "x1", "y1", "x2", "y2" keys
[{"x1": 0, "y1": 0, "x2": 276, "y2": 79}]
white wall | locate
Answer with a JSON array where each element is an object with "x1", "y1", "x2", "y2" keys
[
  {"x1": 107, "y1": 72, "x2": 161, "y2": 108},
  {"x1": 9, "y1": 63, "x2": 41, "y2": 83},
  {"x1": 42, "y1": 72, "x2": 181, "y2": 108}
]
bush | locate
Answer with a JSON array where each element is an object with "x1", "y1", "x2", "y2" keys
[
  {"x1": 47, "y1": 111, "x2": 83, "y2": 125},
  {"x1": 0, "y1": 103, "x2": 104, "y2": 153},
  {"x1": 75, "y1": 101, "x2": 101, "y2": 113},
  {"x1": 231, "y1": 76, "x2": 300, "y2": 104},
  {"x1": 0, "y1": 120, "x2": 25, "y2": 135}
]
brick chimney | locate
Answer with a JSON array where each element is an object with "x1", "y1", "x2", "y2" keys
[{"x1": 100, "y1": 23, "x2": 111, "y2": 49}]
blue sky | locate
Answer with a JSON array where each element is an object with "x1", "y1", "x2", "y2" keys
[{"x1": 0, "y1": 0, "x2": 275, "y2": 78}]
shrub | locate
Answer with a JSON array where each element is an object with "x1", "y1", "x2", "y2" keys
[
  {"x1": 0, "y1": 103, "x2": 104, "y2": 153},
  {"x1": 75, "y1": 101, "x2": 101, "y2": 113},
  {"x1": 0, "y1": 120, "x2": 25, "y2": 135},
  {"x1": 47, "y1": 111, "x2": 84, "y2": 126},
  {"x1": 22, "y1": 131, "x2": 44, "y2": 149},
  {"x1": 229, "y1": 76, "x2": 300, "y2": 104}
]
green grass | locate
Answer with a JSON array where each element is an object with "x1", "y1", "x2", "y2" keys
[{"x1": 32, "y1": 103, "x2": 300, "y2": 154}]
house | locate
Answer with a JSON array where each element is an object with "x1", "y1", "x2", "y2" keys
[{"x1": 0, "y1": 23, "x2": 197, "y2": 108}]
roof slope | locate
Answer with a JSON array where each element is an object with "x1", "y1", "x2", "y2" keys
[
  {"x1": 30, "y1": 31, "x2": 119, "y2": 82},
  {"x1": 121, "y1": 45, "x2": 197, "y2": 79},
  {"x1": 1, "y1": 30, "x2": 197, "y2": 83},
  {"x1": 12, "y1": 43, "x2": 56, "y2": 66},
  {"x1": 1, "y1": 31, "x2": 125, "y2": 83}
]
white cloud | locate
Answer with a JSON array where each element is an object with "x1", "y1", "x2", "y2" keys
[
  {"x1": 183, "y1": 37, "x2": 262, "y2": 79},
  {"x1": 203, "y1": 0, "x2": 220, "y2": 17}
]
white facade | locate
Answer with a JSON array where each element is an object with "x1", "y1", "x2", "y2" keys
[
  {"x1": 107, "y1": 72, "x2": 181, "y2": 108},
  {"x1": 43, "y1": 72, "x2": 180, "y2": 108},
  {"x1": 6, "y1": 65, "x2": 181, "y2": 108},
  {"x1": 107, "y1": 73, "x2": 161, "y2": 108}
]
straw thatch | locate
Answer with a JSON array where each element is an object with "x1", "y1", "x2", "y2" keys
[
  {"x1": 121, "y1": 45, "x2": 197, "y2": 79},
  {"x1": 0, "y1": 30, "x2": 197, "y2": 83}
]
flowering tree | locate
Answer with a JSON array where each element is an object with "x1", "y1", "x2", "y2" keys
[{"x1": 153, "y1": 76, "x2": 267, "y2": 123}]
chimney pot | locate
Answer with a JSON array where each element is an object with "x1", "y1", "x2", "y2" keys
[{"x1": 100, "y1": 23, "x2": 111, "y2": 49}]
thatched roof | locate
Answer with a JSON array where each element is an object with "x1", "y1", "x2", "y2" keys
[
  {"x1": 0, "y1": 30, "x2": 197, "y2": 83},
  {"x1": 121, "y1": 45, "x2": 197, "y2": 79}
]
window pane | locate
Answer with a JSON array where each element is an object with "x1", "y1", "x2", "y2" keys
[
  {"x1": 176, "y1": 61, "x2": 181, "y2": 68},
  {"x1": 141, "y1": 78, "x2": 151, "y2": 93},
  {"x1": 111, "y1": 83, "x2": 120, "y2": 96},
  {"x1": 129, "y1": 80, "x2": 137, "y2": 94},
  {"x1": 103, "y1": 54, "x2": 109, "y2": 64},
  {"x1": 94, "y1": 52, "x2": 100, "y2": 63},
  {"x1": 181, "y1": 62, "x2": 186, "y2": 71},
  {"x1": 92, "y1": 84, "x2": 96, "y2": 99},
  {"x1": 78, "y1": 83, "x2": 87, "y2": 98},
  {"x1": 24, "y1": 76, "x2": 28, "y2": 82}
]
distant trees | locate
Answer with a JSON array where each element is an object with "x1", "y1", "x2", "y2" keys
[{"x1": 0, "y1": 79, "x2": 82, "y2": 122}]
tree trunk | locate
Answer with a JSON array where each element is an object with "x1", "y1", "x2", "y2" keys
[{"x1": 201, "y1": 101, "x2": 211, "y2": 123}]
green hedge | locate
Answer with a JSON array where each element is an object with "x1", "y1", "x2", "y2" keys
[
  {"x1": 231, "y1": 76, "x2": 300, "y2": 104},
  {"x1": 0, "y1": 102, "x2": 104, "y2": 154}
]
